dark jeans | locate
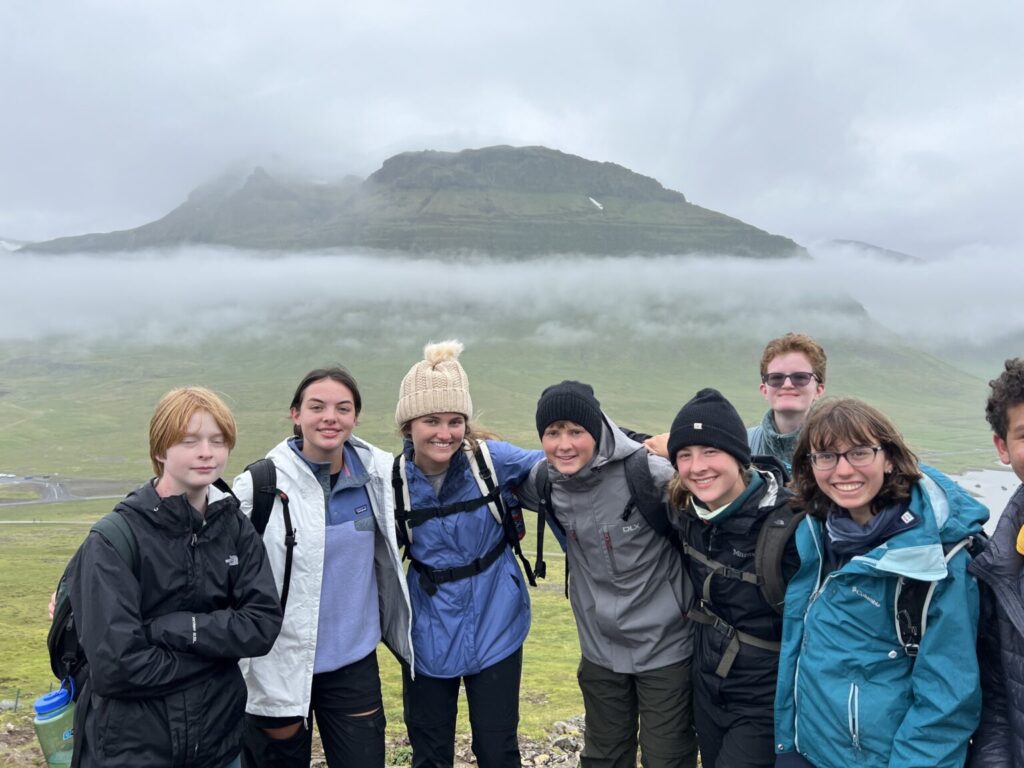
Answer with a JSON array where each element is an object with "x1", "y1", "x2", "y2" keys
[
  {"x1": 241, "y1": 650, "x2": 385, "y2": 768},
  {"x1": 577, "y1": 656, "x2": 697, "y2": 768},
  {"x1": 402, "y1": 647, "x2": 523, "y2": 768}
]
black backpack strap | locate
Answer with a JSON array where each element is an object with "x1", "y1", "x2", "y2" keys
[
  {"x1": 896, "y1": 536, "x2": 979, "y2": 658},
  {"x1": 409, "y1": 538, "x2": 507, "y2": 596},
  {"x1": 622, "y1": 448, "x2": 671, "y2": 537},
  {"x1": 533, "y1": 462, "x2": 571, "y2": 597},
  {"x1": 244, "y1": 459, "x2": 296, "y2": 613},
  {"x1": 92, "y1": 509, "x2": 140, "y2": 577},
  {"x1": 754, "y1": 506, "x2": 806, "y2": 615}
]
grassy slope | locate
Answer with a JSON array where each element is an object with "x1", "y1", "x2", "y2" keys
[{"x1": 0, "y1": 326, "x2": 999, "y2": 746}]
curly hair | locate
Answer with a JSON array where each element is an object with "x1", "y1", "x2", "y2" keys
[
  {"x1": 760, "y1": 332, "x2": 827, "y2": 385},
  {"x1": 790, "y1": 397, "x2": 920, "y2": 521},
  {"x1": 985, "y1": 358, "x2": 1024, "y2": 439}
]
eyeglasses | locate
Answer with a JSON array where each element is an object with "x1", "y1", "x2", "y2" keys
[
  {"x1": 762, "y1": 371, "x2": 817, "y2": 388},
  {"x1": 809, "y1": 445, "x2": 883, "y2": 470}
]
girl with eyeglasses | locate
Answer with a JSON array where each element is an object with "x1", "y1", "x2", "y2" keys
[{"x1": 773, "y1": 397, "x2": 987, "y2": 768}]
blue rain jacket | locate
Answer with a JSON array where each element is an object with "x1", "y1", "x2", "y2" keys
[
  {"x1": 402, "y1": 439, "x2": 543, "y2": 678},
  {"x1": 775, "y1": 465, "x2": 988, "y2": 768}
]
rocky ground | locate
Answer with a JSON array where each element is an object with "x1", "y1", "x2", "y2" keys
[{"x1": 1, "y1": 714, "x2": 587, "y2": 767}]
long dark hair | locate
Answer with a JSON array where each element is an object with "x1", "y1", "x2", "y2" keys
[
  {"x1": 290, "y1": 367, "x2": 362, "y2": 438},
  {"x1": 791, "y1": 397, "x2": 921, "y2": 521}
]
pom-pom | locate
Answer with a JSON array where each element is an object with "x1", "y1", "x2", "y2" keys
[{"x1": 424, "y1": 339, "x2": 464, "y2": 366}]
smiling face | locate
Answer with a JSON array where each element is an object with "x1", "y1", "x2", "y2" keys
[
  {"x1": 674, "y1": 445, "x2": 747, "y2": 510},
  {"x1": 408, "y1": 412, "x2": 466, "y2": 474},
  {"x1": 290, "y1": 378, "x2": 358, "y2": 464},
  {"x1": 810, "y1": 437, "x2": 892, "y2": 524},
  {"x1": 760, "y1": 351, "x2": 825, "y2": 426},
  {"x1": 994, "y1": 402, "x2": 1024, "y2": 482},
  {"x1": 541, "y1": 420, "x2": 597, "y2": 476},
  {"x1": 155, "y1": 410, "x2": 229, "y2": 507}
]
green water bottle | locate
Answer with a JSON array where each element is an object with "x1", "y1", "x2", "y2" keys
[{"x1": 33, "y1": 683, "x2": 75, "y2": 766}]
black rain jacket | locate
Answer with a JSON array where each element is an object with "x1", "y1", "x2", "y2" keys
[
  {"x1": 969, "y1": 484, "x2": 1024, "y2": 768},
  {"x1": 672, "y1": 459, "x2": 800, "y2": 717},
  {"x1": 67, "y1": 480, "x2": 282, "y2": 767}
]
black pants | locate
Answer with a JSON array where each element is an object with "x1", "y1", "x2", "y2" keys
[
  {"x1": 402, "y1": 647, "x2": 523, "y2": 768},
  {"x1": 242, "y1": 650, "x2": 385, "y2": 768},
  {"x1": 692, "y1": 676, "x2": 775, "y2": 768},
  {"x1": 577, "y1": 656, "x2": 697, "y2": 768}
]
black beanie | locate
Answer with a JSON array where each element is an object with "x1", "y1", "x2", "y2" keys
[
  {"x1": 536, "y1": 380, "x2": 604, "y2": 445},
  {"x1": 667, "y1": 388, "x2": 751, "y2": 467}
]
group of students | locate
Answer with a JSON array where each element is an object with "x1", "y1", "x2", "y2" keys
[{"x1": 58, "y1": 332, "x2": 1024, "y2": 768}]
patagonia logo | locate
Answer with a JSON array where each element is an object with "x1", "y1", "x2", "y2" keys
[
  {"x1": 622, "y1": 523, "x2": 641, "y2": 534},
  {"x1": 224, "y1": 555, "x2": 239, "y2": 566},
  {"x1": 355, "y1": 504, "x2": 369, "y2": 515},
  {"x1": 852, "y1": 586, "x2": 881, "y2": 607}
]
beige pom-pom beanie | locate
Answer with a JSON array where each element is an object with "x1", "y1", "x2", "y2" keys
[{"x1": 395, "y1": 340, "x2": 473, "y2": 427}]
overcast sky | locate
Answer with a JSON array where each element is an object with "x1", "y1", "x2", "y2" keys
[{"x1": 2, "y1": 1, "x2": 1021, "y2": 258}]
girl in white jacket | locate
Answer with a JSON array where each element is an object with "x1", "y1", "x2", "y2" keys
[{"x1": 234, "y1": 368, "x2": 413, "y2": 768}]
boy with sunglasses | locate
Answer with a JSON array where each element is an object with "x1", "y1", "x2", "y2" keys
[{"x1": 747, "y1": 333, "x2": 826, "y2": 471}]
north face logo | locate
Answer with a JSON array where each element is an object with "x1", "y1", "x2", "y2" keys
[{"x1": 225, "y1": 555, "x2": 239, "y2": 566}]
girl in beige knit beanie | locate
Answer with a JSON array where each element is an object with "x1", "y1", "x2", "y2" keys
[{"x1": 394, "y1": 340, "x2": 544, "y2": 768}]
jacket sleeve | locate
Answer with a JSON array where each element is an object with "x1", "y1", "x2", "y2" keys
[
  {"x1": 145, "y1": 515, "x2": 283, "y2": 659},
  {"x1": 68, "y1": 531, "x2": 223, "y2": 699},
  {"x1": 774, "y1": 518, "x2": 817, "y2": 756},
  {"x1": 967, "y1": 581, "x2": 1012, "y2": 768},
  {"x1": 488, "y1": 440, "x2": 546, "y2": 492},
  {"x1": 888, "y1": 552, "x2": 982, "y2": 768}
]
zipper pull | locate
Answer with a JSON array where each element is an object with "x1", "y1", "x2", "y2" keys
[{"x1": 191, "y1": 532, "x2": 198, "y2": 547}]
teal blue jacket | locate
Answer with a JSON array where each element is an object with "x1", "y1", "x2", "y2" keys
[{"x1": 774, "y1": 465, "x2": 988, "y2": 768}]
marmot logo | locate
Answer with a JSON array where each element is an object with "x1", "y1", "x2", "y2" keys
[
  {"x1": 852, "y1": 586, "x2": 880, "y2": 607},
  {"x1": 732, "y1": 548, "x2": 754, "y2": 559}
]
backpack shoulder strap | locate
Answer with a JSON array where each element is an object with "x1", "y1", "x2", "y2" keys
[
  {"x1": 392, "y1": 453, "x2": 413, "y2": 548},
  {"x1": 92, "y1": 509, "x2": 140, "y2": 577},
  {"x1": 243, "y1": 458, "x2": 296, "y2": 612},
  {"x1": 622, "y1": 448, "x2": 671, "y2": 537},
  {"x1": 245, "y1": 458, "x2": 278, "y2": 536},
  {"x1": 895, "y1": 535, "x2": 978, "y2": 657},
  {"x1": 467, "y1": 440, "x2": 504, "y2": 527},
  {"x1": 754, "y1": 505, "x2": 806, "y2": 615}
]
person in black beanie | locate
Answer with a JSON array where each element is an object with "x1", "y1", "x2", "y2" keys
[
  {"x1": 666, "y1": 388, "x2": 800, "y2": 768},
  {"x1": 518, "y1": 380, "x2": 698, "y2": 768}
]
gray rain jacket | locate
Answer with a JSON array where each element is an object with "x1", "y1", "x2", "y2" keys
[{"x1": 519, "y1": 413, "x2": 694, "y2": 673}]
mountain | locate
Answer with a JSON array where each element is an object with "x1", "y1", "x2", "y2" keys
[
  {"x1": 23, "y1": 146, "x2": 804, "y2": 257},
  {"x1": 822, "y1": 239, "x2": 923, "y2": 263}
]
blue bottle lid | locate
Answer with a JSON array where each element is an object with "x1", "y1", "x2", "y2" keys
[{"x1": 34, "y1": 686, "x2": 72, "y2": 716}]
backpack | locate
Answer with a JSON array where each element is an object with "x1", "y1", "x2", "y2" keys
[
  {"x1": 532, "y1": 447, "x2": 674, "y2": 595},
  {"x1": 244, "y1": 458, "x2": 296, "y2": 612},
  {"x1": 392, "y1": 440, "x2": 536, "y2": 595},
  {"x1": 47, "y1": 510, "x2": 139, "y2": 700},
  {"x1": 895, "y1": 534, "x2": 987, "y2": 658}
]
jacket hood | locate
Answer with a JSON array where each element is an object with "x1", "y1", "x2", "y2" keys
[
  {"x1": 594, "y1": 412, "x2": 644, "y2": 467},
  {"x1": 119, "y1": 478, "x2": 235, "y2": 532},
  {"x1": 839, "y1": 464, "x2": 989, "y2": 581}
]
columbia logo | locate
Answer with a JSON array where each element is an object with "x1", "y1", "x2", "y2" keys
[
  {"x1": 852, "y1": 586, "x2": 880, "y2": 607},
  {"x1": 225, "y1": 555, "x2": 239, "y2": 566}
]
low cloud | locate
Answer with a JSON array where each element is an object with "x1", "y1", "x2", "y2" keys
[{"x1": 3, "y1": 246, "x2": 1022, "y2": 355}]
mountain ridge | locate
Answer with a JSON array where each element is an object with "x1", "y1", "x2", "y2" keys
[{"x1": 23, "y1": 145, "x2": 804, "y2": 257}]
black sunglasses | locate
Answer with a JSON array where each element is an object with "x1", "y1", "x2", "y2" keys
[{"x1": 762, "y1": 371, "x2": 817, "y2": 388}]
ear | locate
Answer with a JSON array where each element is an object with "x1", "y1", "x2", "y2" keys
[
  {"x1": 759, "y1": 382, "x2": 770, "y2": 401},
  {"x1": 290, "y1": 407, "x2": 301, "y2": 427},
  {"x1": 994, "y1": 433, "x2": 1012, "y2": 466},
  {"x1": 814, "y1": 381, "x2": 825, "y2": 399}
]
